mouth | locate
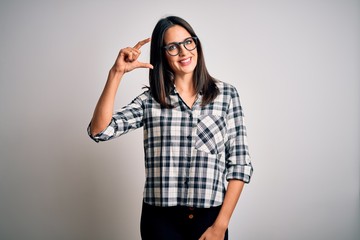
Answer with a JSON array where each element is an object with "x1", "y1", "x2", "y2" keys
[{"x1": 179, "y1": 57, "x2": 192, "y2": 66}]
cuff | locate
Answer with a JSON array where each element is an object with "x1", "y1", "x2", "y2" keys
[
  {"x1": 87, "y1": 119, "x2": 115, "y2": 143},
  {"x1": 226, "y1": 164, "x2": 253, "y2": 183}
]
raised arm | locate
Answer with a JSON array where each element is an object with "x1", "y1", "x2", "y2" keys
[{"x1": 89, "y1": 38, "x2": 153, "y2": 136}]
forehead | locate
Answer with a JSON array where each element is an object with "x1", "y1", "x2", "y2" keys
[{"x1": 164, "y1": 25, "x2": 192, "y2": 44}]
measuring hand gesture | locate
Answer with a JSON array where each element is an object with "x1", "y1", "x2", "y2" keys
[{"x1": 113, "y1": 38, "x2": 153, "y2": 74}]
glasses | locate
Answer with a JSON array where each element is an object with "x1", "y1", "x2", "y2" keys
[{"x1": 163, "y1": 37, "x2": 198, "y2": 56}]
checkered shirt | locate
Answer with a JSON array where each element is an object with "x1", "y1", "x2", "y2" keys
[{"x1": 88, "y1": 81, "x2": 253, "y2": 208}]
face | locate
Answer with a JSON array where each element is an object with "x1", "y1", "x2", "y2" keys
[{"x1": 163, "y1": 25, "x2": 198, "y2": 78}]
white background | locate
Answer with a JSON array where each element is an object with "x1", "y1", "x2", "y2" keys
[{"x1": 0, "y1": 0, "x2": 359, "y2": 239}]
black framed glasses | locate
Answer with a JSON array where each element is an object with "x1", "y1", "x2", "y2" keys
[{"x1": 163, "y1": 37, "x2": 198, "y2": 56}]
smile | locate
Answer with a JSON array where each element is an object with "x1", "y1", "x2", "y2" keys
[{"x1": 179, "y1": 57, "x2": 191, "y2": 66}]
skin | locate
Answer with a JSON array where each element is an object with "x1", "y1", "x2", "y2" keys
[
  {"x1": 164, "y1": 25, "x2": 198, "y2": 108},
  {"x1": 199, "y1": 180, "x2": 244, "y2": 240},
  {"x1": 164, "y1": 27, "x2": 245, "y2": 239},
  {"x1": 90, "y1": 38, "x2": 153, "y2": 136},
  {"x1": 90, "y1": 26, "x2": 245, "y2": 240}
]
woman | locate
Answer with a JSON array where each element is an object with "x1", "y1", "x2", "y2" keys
[{"x1": 88, "y1": 16, "x2": 253, "y2": 240}]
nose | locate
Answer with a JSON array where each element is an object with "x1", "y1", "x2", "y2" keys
[{"x1": 178, "y1": 44, "x2": 187, "y2": 56}]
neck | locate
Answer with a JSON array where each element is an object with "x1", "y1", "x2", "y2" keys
[{"x1": 174, "y1": 73, "x2": 196, "y2": 95}]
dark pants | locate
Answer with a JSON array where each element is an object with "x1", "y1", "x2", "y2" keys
[{"x1": 140, "y1": 201, "x2": 228, "y2": 240}]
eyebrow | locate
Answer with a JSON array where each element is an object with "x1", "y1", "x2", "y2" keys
[{"x1": 165, "y1": 36, "x2": 192, "y2": 46}]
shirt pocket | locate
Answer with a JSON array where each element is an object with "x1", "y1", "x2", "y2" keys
[{"x1": 195, "y1": 115, "x2": 226, "y2": 154}]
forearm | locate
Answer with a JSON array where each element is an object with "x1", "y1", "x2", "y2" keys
[
  {"x1": 90, "y1": 68, "x2": 124, "y2": 136},
  {"x1": 214, "y1": 179, "x2": 244, "y2": 230},
  {"x1": 89, "y1": 38, "x2": 153, "y2": 137}
]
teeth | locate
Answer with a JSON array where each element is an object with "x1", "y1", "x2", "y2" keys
[{"x1": 180, "y1": 58, "x2": 190, "y2": 63}]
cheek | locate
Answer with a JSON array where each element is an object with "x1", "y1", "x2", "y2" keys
[
  {"x1": 165, "y1": 54, "x2": 171, "y2": 64},
  {"x1": 165, "y1": 55, "x2": 176, "y2": 68},
  {"x1": 168, "y1": 60, "x2": 179, "y2": 71}
]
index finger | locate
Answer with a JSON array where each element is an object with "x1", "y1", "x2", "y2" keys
[{"x1": 133, "y1": 38, "x2": 151, "y2": 50}]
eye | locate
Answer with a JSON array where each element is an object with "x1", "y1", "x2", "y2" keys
[
  {"x1": 184, "y1": 38, "x2": 193, "y2": 45},
  {"x1": 167, "y1": 44, "x2": 178, "y2": 51}
]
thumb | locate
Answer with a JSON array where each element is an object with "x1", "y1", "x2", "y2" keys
[{"x1": 136, "y1": 61, "x2": 153, "y2": 69}]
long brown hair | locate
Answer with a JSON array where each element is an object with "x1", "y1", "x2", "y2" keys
[{"x1": 149, "y1": 16, "x2": 219, "y2": 108}]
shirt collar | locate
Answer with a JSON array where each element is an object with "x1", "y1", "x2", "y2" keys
[{"x1": 171, "y1": 84, "x2": 203, "y2": 96}]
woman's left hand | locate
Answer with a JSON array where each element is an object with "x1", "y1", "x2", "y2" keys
[{"x1": 199, "y1": 225, "x2": 226, "y2": 240}]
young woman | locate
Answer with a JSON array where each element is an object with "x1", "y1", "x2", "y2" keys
[{"x1": 88, "y1": 16, "x2": 253, "y2": 240}]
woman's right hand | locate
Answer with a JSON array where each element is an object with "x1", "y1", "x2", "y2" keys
[
  {"x1": 90, "y1": 38, "x2": 153, "y2": 136},
  {"x1": 112, "y1": 38, "x2": 153, "y2": 74}
]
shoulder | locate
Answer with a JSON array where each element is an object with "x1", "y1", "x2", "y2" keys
[
  {"x1": 128, "y1": 89, "x2": 152, "y2": 108},
  {"x1": 133, "y1": 88, "x2": 166, "y2": 110},
  {"x1": 215, "y1": 80, "x2": 240, "y2": 98},
  {"x1": 134, "y1": 88, "x2": 151, "y2": 101}
]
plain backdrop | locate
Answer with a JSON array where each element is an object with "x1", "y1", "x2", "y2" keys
[{"x1": 0, "y1": 0, "x2": 359, "y2": 239}]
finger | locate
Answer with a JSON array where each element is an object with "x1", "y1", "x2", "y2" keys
[
  {"x1": 136, "y1": 61, "x2": 153, "y2": 69},
  {"x1": 198, "y1": 232, "x2": 206, "y2": 240},
  {"x1": 133, "y1": 38, "x2": 151, "y2": 50},
  {"x1": 132, "y1": 48, "x2": 141, "y2": 55},
  {"x1": 131, "y1": 49, "x2": 141, "y2": 60},
  {"x1": 128, "y1": 48, "x2": 142, "y2": 61},
  {"x1": 122, "y1": 48, "x2": 136, "y2": 62},
  {"x1": 120, "y1": 47, "x2": 132, "y2": 59}
]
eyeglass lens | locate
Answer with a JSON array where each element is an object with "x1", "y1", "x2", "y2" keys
[{"x1": 165, "y1": 37, "x2": 197, "y2": 56}]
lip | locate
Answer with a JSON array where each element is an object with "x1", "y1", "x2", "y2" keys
[{"x1": 178, "y1": 57, "x2": 192, "y2": 66}]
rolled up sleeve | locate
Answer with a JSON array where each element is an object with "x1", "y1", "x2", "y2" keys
[
  {"x1": 225, "y1": 87, "x2": 253, "y2": 183},
  {"x1": 87, "y1": 92, "x2": 147, "y2": 143}
]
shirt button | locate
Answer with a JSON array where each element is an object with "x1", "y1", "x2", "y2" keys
[
  {"x1": 188, "y1": 214, "x2": 194, "y2": 219},
  {"x1": 187, "y1": 135, "x2": 191, "y2": 140}
]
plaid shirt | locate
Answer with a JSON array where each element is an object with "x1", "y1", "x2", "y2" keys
[{"x1": 88, "y1": 81, "x2": 253, "y2": 208}]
